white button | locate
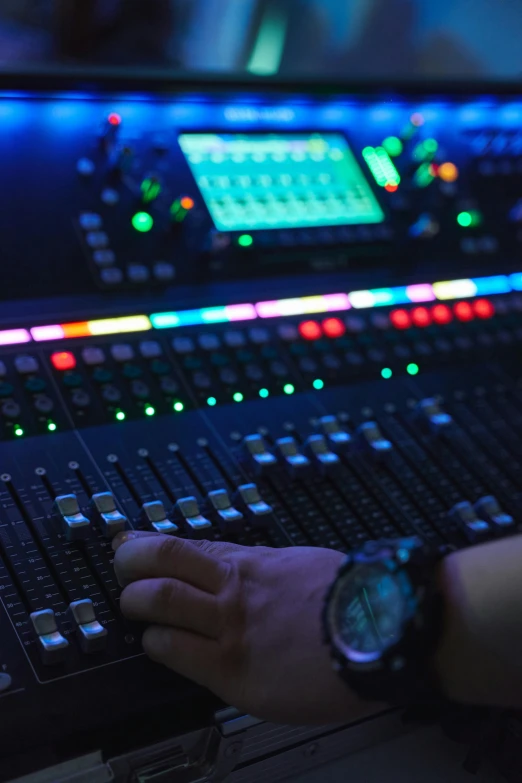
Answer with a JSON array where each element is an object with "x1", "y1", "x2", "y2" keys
[
  {"x1": 127, "y1": 265, "x2": 150, "y2": 283},
  {"x1": 15, "y1": 355, "x2": 39, "y2": 375},
  {"x1": 140, "y1": 341, "x2": 162, "y2": 359},
  {"x1": 173, "y1": 337, "x2": 195, "y2": 354},
  {"x1": 153, "y1": 262, "x2": 175, "y2": 281},
  {"x1": 0, "y1": 361, "x2": 6, "y2": 378},
  {"x1": 80, "y1": 213, "x2": 102, "y2": 231},
  {"x1": 277, "y1": 324, "x2": 299, "y2": 341},
  {"x1": 101, "y1": 188, "x2": 119, "y2": 206},
  {"x1": 198, "y1": 334, "x2": 221, "y2": 351},
  {"x1": 86, "y1": 231, "x2": 109, "y2": 249},
  {"x1": 224, "y1": 331, "x2": 246, "y2": 348},
  {"x1": 101, "y1": 267, "x2": 123, "y2": 285},
  {"x1": 111, "y1": 344, "x2": 134, "y2": 363},
  {"x1": 249, "y1": 328, "x2": 270, "y2": 344},
  {"x1": 82, "y1": 347, "x2": 106, "y2": 366},
  {"x1": 93, "y1": 250, "x2": 115, "y2": 267}
]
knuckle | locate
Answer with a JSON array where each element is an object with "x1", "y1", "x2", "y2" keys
[{"x1": 154, "y1": 579, "x2": 178, "y2": 613}]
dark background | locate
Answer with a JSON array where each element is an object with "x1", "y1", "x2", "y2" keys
[{"x1": 1, "y1": 0, "x2": 521, "y2": 80}]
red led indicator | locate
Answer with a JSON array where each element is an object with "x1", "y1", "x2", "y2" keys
[
  {"x1": 180, "y1": 196, "x2": 195, "y2": 211},
  {"x1": 385, "y1": 182, "x2": 399, "y2": 193},
  {"x1": 299, "y1": 320, "x2": 322, "y2": 341},
  {"x1": 51, "y1": 351, "x2": 77, "y2": 372},
  {"x1": 322, "y1": 318, "x2": 346, "y2": 339},
  {"x1": 473, "y1": 298, "x2": 495, "y2": 320},
  {"x1": 390, "y1": 309, "x2": 412, "y2": 330},
  {"x1": 411, "y1": 307, "x2": 432, "y2": 328},
  {"x1": 432, "y1": 304, "x2": 453, "y2": 325},
  {"x1": 454, "y1": 301, "x2": 475, "y2": 322},
  {"x1": 108, "y1": 113, "x2": 122, "y2": 127}
]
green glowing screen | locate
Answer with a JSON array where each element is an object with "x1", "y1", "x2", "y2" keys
[{"x1": 179, "y1": 132, "x2": 385, "y2": 232}]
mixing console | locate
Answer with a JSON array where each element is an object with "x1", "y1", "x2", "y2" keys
[{"x1": 1, "y1": 73, "x2": 522, "y2": 781}]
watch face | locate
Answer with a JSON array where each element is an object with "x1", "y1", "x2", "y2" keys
[{"x1": 329, "y1": 562, "x2": 415, "y2": 664}]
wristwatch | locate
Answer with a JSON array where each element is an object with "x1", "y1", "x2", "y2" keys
[{"x1": 323, "y1": 537, "x2": 446, "y2": 706}]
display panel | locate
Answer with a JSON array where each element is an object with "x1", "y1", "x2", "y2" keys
[{"x1": 179, "y1": 132, "x2": 385, "y2": 232}]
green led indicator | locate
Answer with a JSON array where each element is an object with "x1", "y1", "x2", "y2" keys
[
  {"x1": 457, "y1": 210, "x2": 481, "y2": 228},
  {"x1": 238, "y1": 234, "x2": 254, "y2": 248},
  {"x1": 173, "y1": 401, "x2": 184, "y2": 413},
  {"x1": 233, "y1": 392, "x2": 244, "y2": 403},
  {"x1": 424, "y1": 138, "x2": 438, "y2": 154},
  {"x1": 132, "y1": 212, "x2": 154, "y2": 233},
  {"x1": 259, "y1": 388, "x2": 270, "y2": 399},
  {"x1": 47, "y1": 421, "x2": 57, "y2": 432},
  {"x1": 145, "y1": 406, "x2": 156, "y2": 417},
  {"x1": 207, "y1": 397, "x2": 217, "y2": 407},
  {"x1": 407, "y1": 363, "x2": 420, "y2": 376},
  {"x1": 382, "y1": 136, "x2": 403, "y2": 157},
  {"x1": 141, "y1": 178, "x2": 161, "y2": 204},
  {"x1": 283, "y1": 384, "x2": 295, "y2": 396},
  {"x1": 115, "y1": 411, "x2": 126, "y2": 422},
  {"x1": 312, "y1": 379, "x2": 325, "y2": 390},
  {"x1": 381, "y1": 368, "x2": 393, "y2": 380},
  {"x1": 14, "y1": 426, "x2": 24, "y2": 437}
]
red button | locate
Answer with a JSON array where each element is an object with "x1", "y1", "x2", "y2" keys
[
  {"x1": 411, "y1": 307, "x2": 432, "y2": 328},
  {"x1": 454, "y1": 302, "x2": 474, "y2": 322},
  {"x1": 390, "y1": 309, "x2": 412, "y2": 330},
  {"x1": 322, "y1": 318, "x2": 346, "y2": 339},
  {"x1": 432, "y1": 304, "x2": 453, "y2": 325},
  {"x1": 299, "y1": 321, "x2": 322, "y2": 341},
  {"x1": 51, "y1": 352, "x2": 76, "y2": 372},
  {"x1": 473, "y1": 298, "x2": 495, "y2": 320}
]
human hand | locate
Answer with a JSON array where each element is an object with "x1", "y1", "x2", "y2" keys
[{"x1": 113, "y1": 534, "x2": 379, "y2": 725}]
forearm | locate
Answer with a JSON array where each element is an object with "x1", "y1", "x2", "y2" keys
[{"x1": 435, "y1": 535, "x2": 522, "y2": 708}]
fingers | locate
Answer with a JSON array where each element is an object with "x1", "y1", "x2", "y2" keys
[
  {"x1": 142, "y1": 625, "x2": 221, "y2": 689},
  {"x1": 120, "y1": 578, "x2": 220, "y2": 638},
  {"x1": 113, "y1": 534, "x2": 230, "y2": 594}
]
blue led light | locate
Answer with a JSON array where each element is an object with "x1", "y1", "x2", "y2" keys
[
  {"x1": 472, "y1": 275, "x2": 511, "y2": 295},
  {"x1": 150, "y1": 313, "x2": 181, "y2": 329},
  {"x1": 371, "y1": 289, "x2": 396, "y2": 306},
  {"x1": 510, "y1": 273, "x2": 522, "y2": 291},
  {"x1": 201, "y1": 307, "x2": 229, "y2": 323}
]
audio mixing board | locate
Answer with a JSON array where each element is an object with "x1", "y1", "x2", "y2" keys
[{"x1": 1, "y1": 73, "x2": 522, "y2": 782}]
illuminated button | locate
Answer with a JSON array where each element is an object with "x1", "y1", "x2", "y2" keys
[
  {"x1": 345, "y1": 315, "x2": 366, "y2": 334},
  {"x1": 474, "y1": 496, "x2": 514, "y2": 531},
  {"x1": 220, "y1": 369, "x2": 239, "y2": 385},
  {"x1": 71, "y1": 390, "x2": 91, "y2": 409},
  {"x1": 432, "y1": 304, "x2": 453, "y2": 325},
  {"x1": 417, "y1": 398, "x2": 453, "y2": 433},
  {"x1": 305, "y1": 435, "x2": 340, "y2": 471},
  {"x1": 153, "y1": 262, "x2": 176, "y2": 282},
  {"x1": 276, "y1": 437, "x2": 310, "y2": 473},
  {"x1": 278, "y1": 324, "x2": 299, "y2": 342},
  {"x1": 80, "y1": 213, "x2": 102, "y2": 231},
  {"x1": 319, "y1": 415, "x2": 352, "y2": 450},
  {"x1": 224, "y1": 331, "x2": 246, "y2": 348},
  {"x1": 249, "y1": 328, "x2": 270, "y2": 345},
  {"x1": 139, "y1": 340, "x2": 162, "y2": 359},
  {"x1": 245, "y1": 364, "x2": 264, "y2": 381},
  {"x1": 322, "y1": 318, "x2": 346, "y2": 339},
  {"x1": 127, "y1": 264, "x2": 150, "y2": 283},
  {"x1": 235, "y1": 483, "x2": 274, "y2": 528},
  {"x1": 82, "y1": 347, "x2": 106, "y2": 366},
  {"x1": 93, "y1": 249, "x2": 116, "y2": 268},
  {"x1": 15, "y1": 355, "x2": 39, "y2": 375},
  {"x1": 90, "y1": 492, "x2": 127, "y2": 538},
  {"x1": 160, "y1": 377, "x2": 179, "y2": 395},
  {"x1": 173, "y1": 337, "x2": 195, "y2": 354},
  {"x1": 111, "y1": 344, "x2": 134, "y2": 363},
  {"x1": 243, "y1": 434, "x2": 277, "y2": 473},
  {"x1": 102, "y1": 385, "x2": 122, "y2": 403},
  {"x1": 1, "y1": 401, "x2": 20, "y2": 419},
  {"x1": 174, "y1": 497, "x2": 212, "y2": 538},
  {"x1": 473, "y1": 299, "x2": 495, "y2": 319},
  {"x1": 69, "y1": 599, "x2": 108, "y2": 654},
  {"x1": 0, "y1": 362, "x2": 6, "y2": 378},
  {"x1": 51, "y1": 352, "x2": 76, "y2": 372},
  {"x1": 25, "y1": 377, "x2": 47, "y2": 393},
  {"x1": 299, "y1": 321, "x2": 322, "y2": 341},
  {"x1": 141, "y1": 501, "x2": 179, "y2": 535},
  {"x1": 199, "y1": 334, "x2": 221, "y2": 351},
  {"x1": 357, "y1": 422, "x2": 392, "y2": 457},
  {"x1": 206, "y1": 489, "x2": 243, "y2": 534},
  {"x1": 130, "y1": 380, "x2": 150, "y2": 399},
  {"x1": 86, "y1": 231, "x2": 109, "y2": 250},
  {"x1": 411, "y1": 307, "x2": 432, "y2": 328},
  {"x1": 53, "y1": 494, "x2": 90, "y2": 541},
  {"x1": 449, "y1": 502, "x2": 490, "y2": 543},
  {"x1": 30, "y1": 609, "x2": 69, "y2": 665},
  {"x1": 100, "y1": 268, "x2": 123, "y2": 285},
  {"x1": 193, "y1": 371, "x2": 211, "y2": 390},
  {"x1": 390, "y1": 310, "x2": 412, "y2": 330},
  {"x1": 34, "y1": 396, "x2": 55, "y2": 415},
  {"x1": 454, "y1": 302, "x2": 474, "y2": 322}
]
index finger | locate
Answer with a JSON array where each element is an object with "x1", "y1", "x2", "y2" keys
[{"x1": 113, "y1": 534, "x2": 229, "y2": 594}]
